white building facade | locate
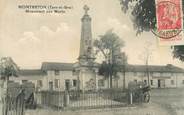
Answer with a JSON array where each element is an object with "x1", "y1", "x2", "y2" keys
[
  {"x1": 9, "y1": 63, "x2": 184, "y2": 91},
  {"x1": 115, "y1": 64, "x2": 184, "y2": 89}
]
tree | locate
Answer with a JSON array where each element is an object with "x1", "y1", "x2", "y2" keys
[
  {"x1": 119, "y1": 0, "x2": 184, "y2": 61},
  {"x1": 0, "y1": 57, "x2": 19, "y2": 81},
  {"x1": 0, "y1": 57, "x2": 19, "y2": 115},
  {"x1": 120, "y1": 0, "x2": 157, "y2": 35},
  {"x1": 94, "y1": 30, "x2": 127, "y2": 88},
  {"x1": 172, "y1": 45, "x2": 184, "y2": 61},
  {"x1": 139, "y1": 42, "x2": 154, "y2": 86}
]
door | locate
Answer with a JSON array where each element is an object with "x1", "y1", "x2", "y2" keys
[
  {"x1": 158, "y1": 79, "x2": 165, "y2": 88},
  {"x1": 160, "y1": 80, "x2": 165, "y2": 88},
  {"x1": 65, "y1": 80, "x2": 70, "y2": 91},
  {"x1": 158, "y1": 80, "x2": 161, "y2": 88},
  {"x1": 49, "y1": 81, "x2": 53, "y2": 90}
]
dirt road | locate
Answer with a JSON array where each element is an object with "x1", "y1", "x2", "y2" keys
[
  {"x1": 151, "y1": 88, "x2": 184, "y2": 115},
  {"x1": 26, "y1": 102, "x2": 170, "y2": 115}
]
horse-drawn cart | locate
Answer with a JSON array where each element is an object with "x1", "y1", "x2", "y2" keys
[{"x1": 128, "y1": 81, "x2": 151, "y2": 103}]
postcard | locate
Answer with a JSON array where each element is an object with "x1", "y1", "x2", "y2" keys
[{"x1": 0, "y1": 0, "x2": 184, "y2": 115}]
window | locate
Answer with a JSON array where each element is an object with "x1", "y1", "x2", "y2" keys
[
  {"x1": 150, "y1": 80, "x2": 153, "y2": 85},
  {"x1": 144, "y1": 80, "x2": 147, "y2": 85},
  {"x1": 49, "y1": 81, "x2": 53, "y2": 90},
  {"x1": 72, "y1": 69, "x2": 76, "y2": 76},
  {"x1": 73, "y1": 80, "x2": 77, "y2": 87},
  {"x1": 171, "y1": 80, "x2": 175, "y2": 85},
  {"x1": 22, "y1": 80, "x2": 28, "y2": 83},
  {"x1": 37, "y1": 80, "x2": 42, "y2": 88},
  {"x1": 182, "y1": 80, "x2": 184, "y2": 84},
  {"x1": 55, "y1": 70, "x2": 60, "y2": 76},
  {"x1": 98, "y1": 79, "x2": 105, "y2": 87},
  {"x1": 54, "y1": 79, "x2": 59, "y2": 88}
]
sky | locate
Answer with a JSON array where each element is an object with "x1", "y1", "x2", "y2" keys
[{"x1": 0, "y1": 0, "x2": 183, "y2": 69}]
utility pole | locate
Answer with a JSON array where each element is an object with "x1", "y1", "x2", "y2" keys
[
  {"x1": 140, "y1": 41, "x2": 152, "y2": 86},
  {"x1": 146, "y1": 57, "x2": 150, "y2": 86},
  {"x1": 109, "y1": 48, "x2": 113, "y2": 89},
  {"x1": 122, "y1": 53, "x2": 126, "y2": 90}
]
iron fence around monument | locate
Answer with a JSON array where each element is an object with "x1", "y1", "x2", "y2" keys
[{"x1": 35, "y1": 89, "x2": 128, "y2": 110}]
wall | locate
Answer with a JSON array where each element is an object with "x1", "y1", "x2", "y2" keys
[
  {"x1": 176, "y1": 73, "x2": 184, "y2": 88},
  {"x1": 43, "y1": 70, "x2": 77, "y2": 91},
  {"x1": 113, "y1": 71, "x2": 184, "y2": 89},
  {"x1": 45, "y1": 69, "x2": 108, "y2": 91},
  {"x1": 9, "y1": 75, "x2": 43, "y2": 88},
  {"x1": 117, "y1": 72, "x2": 136, "y2": 89},
  {"x1": 10, "y1": 70, "x2": 184, "y2": 91}
]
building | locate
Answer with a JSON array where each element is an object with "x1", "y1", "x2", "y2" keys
[
  {"x1": 116, "y1": 64, "x2": 184, "y2": 88},
  {"x1": 9, "y1": 69, "x2": 45, "y2": 90},
  {"x1": 41, "y1": 62, "x2": 76, "y2": 91},
  {"x1": 10, "y1": 63, "x2": 184, "y2": 90},
  {"x1": 9, "y1": 5, "x2": 184, "y2": 90}
]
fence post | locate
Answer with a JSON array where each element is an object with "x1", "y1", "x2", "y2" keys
[
  {"x1": 64, "y1": 91, "x2": 69, "y2": 108},
  {"x1": 130, "y1": 92, "x2": 133, "y2": 105},
  {"x1": 0, "y1": 80, "x2": 3, "y2": 115}
]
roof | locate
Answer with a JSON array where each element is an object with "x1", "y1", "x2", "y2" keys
[
  {"x1": 17, "y1": 63, "x2": 184, "y2": 76},
  {"x1": 125, "y1": 64, "x2": 184, "y2": 73},
  {"x1": 41, "y1": 62, "x2": 74, "y2": 71},
  {"x1": 18, "y1": 69, "x2": 45, "y2": 76},
  {"x1": 73, "y1": 62, "x2": 100, "y2": 68}
]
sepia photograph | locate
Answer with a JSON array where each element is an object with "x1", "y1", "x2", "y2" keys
[{"x1": 0, "y1": 0, "x2": 184, "y2": 115}]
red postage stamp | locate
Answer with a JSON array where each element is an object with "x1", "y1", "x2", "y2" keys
[{"x1": 155, "y1": 0, "x2": 183, "y2": 45}]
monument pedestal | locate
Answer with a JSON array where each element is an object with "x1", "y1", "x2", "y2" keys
[{"x1": 75, "y1": 63, "x2": 98, "y2": 92}]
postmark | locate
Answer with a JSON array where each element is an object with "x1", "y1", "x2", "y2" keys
[{"x1": 153, "y1": 0, "x2": 183, "y2": 45}]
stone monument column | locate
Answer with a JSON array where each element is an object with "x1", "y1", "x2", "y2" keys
[
  {"x1": 75, "y1": 5, "x2": 97, "y2": 92},
  {"x1": 78, "y1": 5, "x2": 95, "y2": 64}
]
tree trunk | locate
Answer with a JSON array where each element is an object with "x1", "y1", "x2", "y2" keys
[
  {"x1": 2, "y1": 76, "x2": 9, "y2": 115},
  {"x1": 107, "y1": 76, "x2": 110, "y2": 88},
  {"x1": 110, "y1": 74, "x2": 112, "y2": 88},
  {"x1": 123, "y1": 70, "x2": 126, "y2": 90},
  {"x1": 146, "y1": 60, "x2": 150, "y2": 86},
  {"x1": 0, "y1": 79, "x2": 4, "y2": 115}
]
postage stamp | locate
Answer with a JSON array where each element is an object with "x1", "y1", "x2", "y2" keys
[{"x1": 155, "y1": 0, "x2": 183, "y2": 45}]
